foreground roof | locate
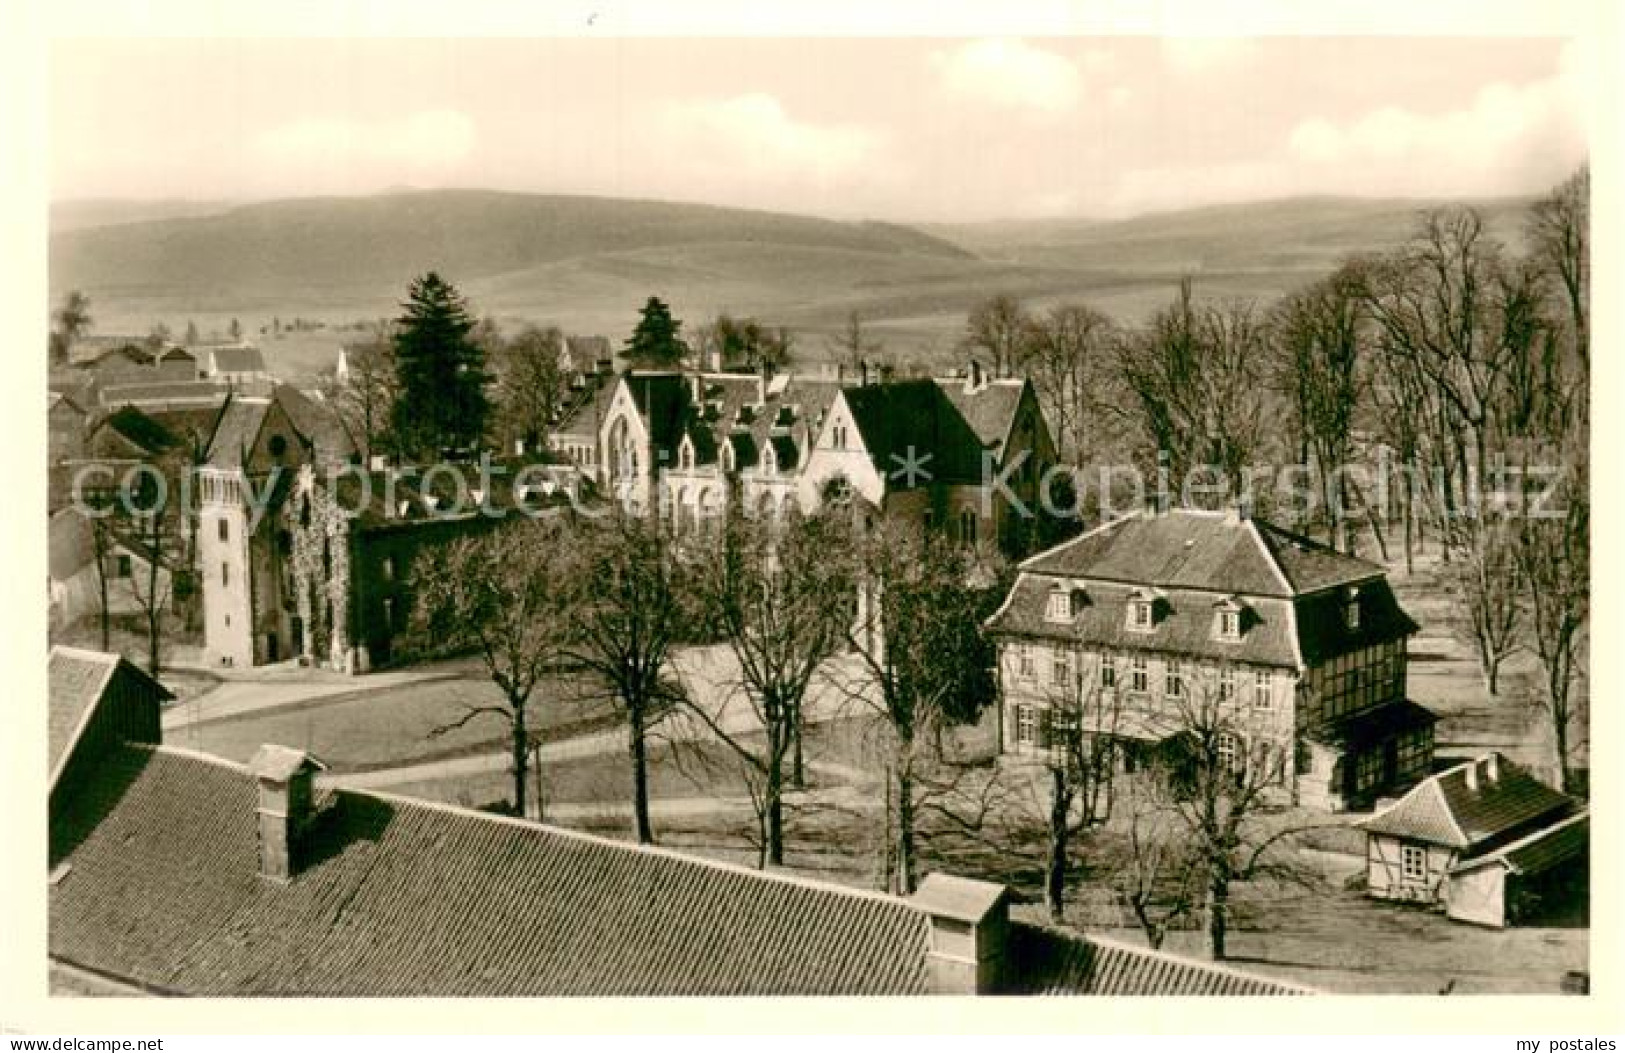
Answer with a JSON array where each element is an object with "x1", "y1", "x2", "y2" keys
[
  {"x1": 1450, "y1": 812, "x2": 1589, "y2": 877},
  {"x1": 51, "y1": 744, "x2": 1308, "y2": 997},
  {"x1": 1359, "y1": 754, "x2": 1576, "y2": 851}
]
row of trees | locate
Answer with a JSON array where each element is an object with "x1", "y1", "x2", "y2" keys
[
  {"x1": 411, "y1": 498, "x2": 998, "y2": 893},
  {"x1": 959, "y1": 167, "x2": 1589, "y2": 790}
]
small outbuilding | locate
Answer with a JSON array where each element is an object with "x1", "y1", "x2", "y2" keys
[{"x1": 1358, "y1": 752, "x2": 1585, "y2": 927}]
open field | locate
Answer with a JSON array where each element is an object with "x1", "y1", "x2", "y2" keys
[{"x1": 50, "y1": 189, "x2": 1537, "y2": 377}]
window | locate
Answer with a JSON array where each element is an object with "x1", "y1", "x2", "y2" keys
[
  {"x1": 1218, "y1": 666, "x2": 1236, "y2": 703},
  {"x1": 1017, "y1": 645, "x2": 1035, "y2": 680},
  {"x1": 1046, "y1": 589, "x2": 1073, "y2": 622},
  {"x1": 1397, "y1": 727, "x2": 1432, "y2": 779},
  {"x1": 677, "y1": 440, "x2": 694, "y2": 471},
  {"x1": 1215, "y1": 732, "x2": 1242, "y2": 775},
  {"x1": 1164, "y1": 661, "x2": 1184, "y2": 698},
  {"x1": 1401, "y1": 844, "x2": 1427, "y2": 883},
  {"x1": 383, "y1": 597, "x2": 397, "y2": 631},
  {"x1": 960, "y1": 509, "x2": 978, "y2": 547},
  {"x1": 1130, "y1": 600, "x2": 1153, "y2": 630},
  {"x1": 1218, "y1": 609, "x2": 1240, "y2": 640},
  {"x1": 1015, "y1": 704, "x2": 1040, "y2": 748},
  {"x1": 1355, "y1": 749, "x2": 1384, "y2": 791},
  {"x1": 1052, "y1": 652, "x2": 1071, "y2": 688},
  {"x1": 1253, "y1": 670, "x2": 1273, "y2": 711},
  {"x1": 1129, "y1": 655, "x2": 1148, "y2": 693},
  {"x1": 382, "y1": 556, "x2": 395, "y2": 581},
  {"x1": 1100, "y1": 654, "x2": 1117, "y2": 689},
  {"x1": 268, "y1": 433, "x2": 288, "y2": 458},
  {"x1": 221, "y1": 561, "x2": 230, "y2": 587},
  {"x1": 218, "y1": 518, "x2": 229, "y2": 543},
  {"x1": 1345, "y1": 597, "x2": 1361, "y2": 632},
  {"x1": 832, "y1": 425, "x2": 848, "y2": 449},
  {"x1": 114, "y1": 554, "x2": 132, "y2": 579}
]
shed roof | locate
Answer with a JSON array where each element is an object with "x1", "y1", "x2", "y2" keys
[
  {"x1": 1450, "y1": 812, "x2": 1588, "y2": 877},
  {"x1": 910, "y1": 873, "x2": 1008, "y2": 922}
]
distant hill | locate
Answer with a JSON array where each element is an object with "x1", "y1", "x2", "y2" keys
[
  {"x1": 50, "y1": 198, "x2": 240, "y2": 233},
  {"x1": 48, "y1": 189, "x2": 1540, "y2": 375}
]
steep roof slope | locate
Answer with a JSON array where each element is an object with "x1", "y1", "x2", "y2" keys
[{"x1": 842, "y1": 379, "x2": 985, "y2": 486}]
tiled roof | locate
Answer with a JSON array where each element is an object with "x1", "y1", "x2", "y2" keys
[
  {"x1": 1022, "y1": 511, "x2": 1295, "y2": 596},
  {"x1": 209, "y1": 345, "x2": 268, "y2": 374},
  {"x1": 98, "y1": 380, "x2": 227, "y2": 409},
  {"x1": 985, "y1": 572, "x2": 1302, "y2": 669},
  {"x1": 98, "y1": 406, "x2": 182, "y2": 457},
  {"x1": 272, "y1": 384, "x2": 356, "y2": 467},
  {"x1": 1003, "y1": 924, "x2": 1311, "y2": 996},
  {"x1": 936, "y1": 378, "x2": 1026, "y2": 457},
  {"x1": 841, "y1": 379, "x2": 986, "y2": 487},
  {"x1": 1303, "y1": 698, "x2": 1437, "y2": 752},
  {"x1": 1451, "y1": 812, "x2": 1588, "y2": 877},
  {"x1": 202, "y1": 396, "x2": 273, "y2": 469},
  {"x1": 553, "y1": 377, "x2": 616, "y2": 440},
  {"x1": 48, "y1": 649, "x2": 120, "y2": 777},
  {"x1": 1359, "y1": 754, "x2": 1576, "y2": 851},
  {"x1": 624, "y1": 372, "x2": 690, "y2": 469},
  {"x1": 1254, "y1": 521, "x2": 1390, "y2": 594},
  {"x1": 50, "y1": 745, "x2": 931, "y2": 997}
]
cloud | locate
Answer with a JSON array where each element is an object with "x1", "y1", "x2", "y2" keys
[
  {"x1": 1161, "y1": 38, "x2": 1254, "y2": 77},
  {"x1": 932, "y1": 38, "x2": 1081, "y2": 115},
  {"x1": 1283, "y1": 40, "x2": 1588, "y2": 198},
  {"x1": 1112, "y1": 41, "x2": 1587, "y2": 215},
  {"x1": 656, "y1": 93, "x2": 884, "y2": 183},
  {"x1": 250, "y1": 109, "x2": 477, "y2": 191}
]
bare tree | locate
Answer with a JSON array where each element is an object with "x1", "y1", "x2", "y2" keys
[
  {"x1": 1116, "y1": 782, "x2": 1205, "y2": 950},
  {"x1": 1023, "y1": 304, "x2": 1118, "y2": 463},
  {"x1": 1527, "y1": 164, "x2": 1588, "y2": 375},
  {"x1": 1513, "y1": 457, "x2": 1588, "y2": 793},
  {"x1": 411, "y1": 518, "x2": 576, "y2": 817},
  {"x1": 828, "y1": 309, "x2": 882, "y2": 371},
  {"x1": 1446, "y1": 517, "x2": 1523, "y2": 696},
  {"x1": 494, "y1": 323, "x2": 569, "y2": 453},
  {"x1": 1273, "y1": 263, "x2": 1370, "y2": 549},
  {"x1": 1120, "y1": 279, "x2": 1274, "y2": 495},
  {"x1": 684, "y1": 506, "x2": 855, "y2": 866},
  {"x1": 331, "y1": 322, "x2": 400, "y2": 462},
  {"x1": 841, "y1": 518, "x2": 998, "y2": 894},
  {"x1": 566, "y1": 509, "x2": 690, "y2": 844},
  {"x1": 961, "y1": 295, "x2": 1030, "y2": 379},
  {"x1": 1130, "y1": 676, "x2": 1318, "y2": 961},
  {"x1": 1036, "y1": 669, "x2": 1121, "y2": 921}
]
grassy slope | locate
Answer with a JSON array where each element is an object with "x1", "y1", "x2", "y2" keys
[{"x1": 50, "y1": 190, "x2": 1537, "y2": 374}]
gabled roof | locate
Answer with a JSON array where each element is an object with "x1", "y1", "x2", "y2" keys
[
  {"x1": 840, "y1": 379, "x2": 985, "y2": 487},
  {"x1": 622, "y1": 372, "x2": 690, "y2": 468},
  {"x1": 95, "y1": 405, "x2": 182, "y2": 457},
  {"x1": 1359, "y1": 754, "x2": 1576, "y2": 851},
  {"x1": 553, "y1": 376, "x2": 616, "y2": 440},
  {"x1": 936, "y1": 377, "x2": 1028, "y2": 458},
  {"x1": 202, "y1": 395, "x2": 274, "y2": 469},
  {"x1": 48, "y1": 647, "x2": 172, "y2": 785},
  {"x1": 1450, "y1": 812, "x2": 1588, "y2": 877},
  {"x1": 1253, "y1": 520, "x2": 1390, "y2": 594},
  {"x1": 272, "y1": 384, "x2": 355, "y2": 466}
]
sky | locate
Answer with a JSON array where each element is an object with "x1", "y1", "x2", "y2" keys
[{"x1": 49, "y1": 36, "x2": 1589, "y2": 221}]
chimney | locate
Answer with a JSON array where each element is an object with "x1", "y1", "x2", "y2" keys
[
  {"x1": 1486, "y1": 753, "x2": 1501, "y2": 783},
  {"x1": 909, "y1": 873, "x2": 1010, "y2": 995},
  {"x1": 250, "y1": 745, "x2": 326, "y2": 883},
  {"x1": 1465, "y1": 759, "x2": 1480, "y2": 792},
  {"x1": 964, "y1": 359, "x2": 984, "y2": 394}
]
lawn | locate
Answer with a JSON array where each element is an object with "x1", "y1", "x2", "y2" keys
[{"x1": 179, "y1": 671, "x2": 621, "y2": 772}]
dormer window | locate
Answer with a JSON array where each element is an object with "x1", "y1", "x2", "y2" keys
[
  {"x1": 1126, "y1": 591, "x2": 1160, "y2": 632},
  {"x1": 763, "y1": 445, "x2": 777, "y2": 475},
  {"x1": 1046, "y1": 585, "x2": 1083, "y2": 623},
  {"x1": 677, "y1": 436, "x2": 696, "y2": 471},
  {"x1": 721, "y1": 441, "x2": 736, "y2": 473},
  {"x1": 1214, "y1": 598, "x2": 1246, "y2": 642},
  {"x1": 1343, "y1": 587, "x2": 1362, "y2": 632}
]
